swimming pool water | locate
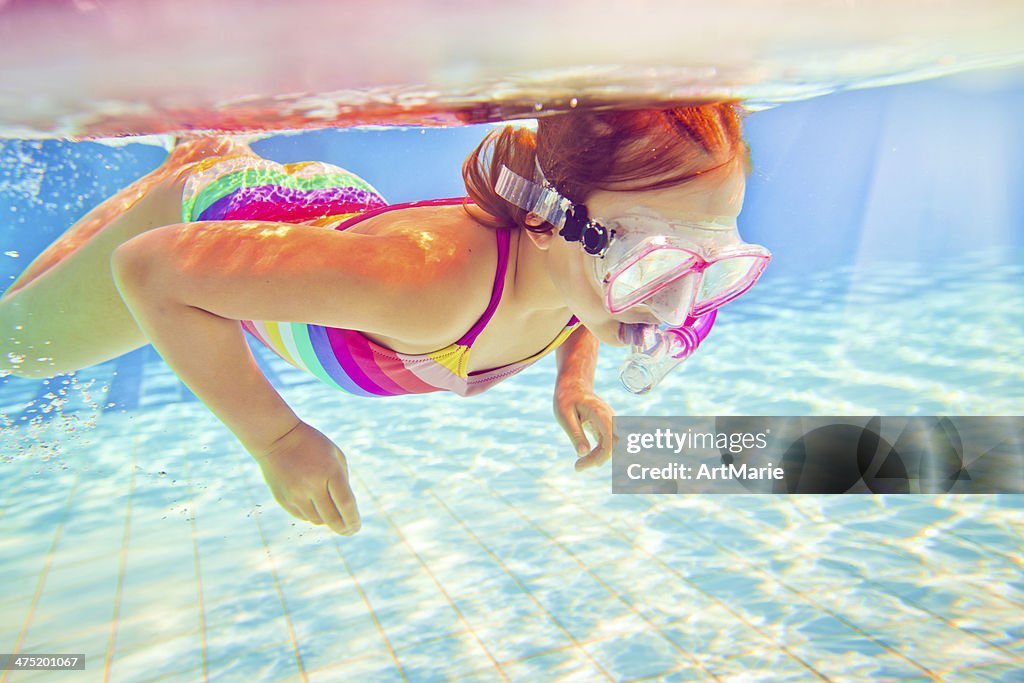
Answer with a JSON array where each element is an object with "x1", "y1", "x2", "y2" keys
[
  {"x1": 1, "y1": 246, "x2": 1021, "y2": 681},
  {"x1": 1, "y1": 73, "x2": 1022, "y2": 682}
]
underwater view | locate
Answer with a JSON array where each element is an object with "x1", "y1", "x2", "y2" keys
[{"x1": 1, "y1": 2, "x2": 1023, "y2": 682}]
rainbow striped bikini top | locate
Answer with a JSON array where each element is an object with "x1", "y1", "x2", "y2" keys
[{"x1": 240, "y1": 199, "x2": 581, "y2": 397}]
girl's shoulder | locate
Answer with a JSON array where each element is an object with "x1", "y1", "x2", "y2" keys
[
  {"x1": 346, "y1": 202, "x2": 500, "y2": 280},
  {"x1": 342, "y1": 202, "x2": 506, "y2": 349}
]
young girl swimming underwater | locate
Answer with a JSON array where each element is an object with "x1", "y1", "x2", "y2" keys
[{"x1": 0, "y1": 104, "x2": 769, "y2": 536}]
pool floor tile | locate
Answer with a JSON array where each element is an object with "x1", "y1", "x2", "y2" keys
[
  {"x1": 472, "y1": 613, "x2": 575, "y2": 666},
  {"x1": 499, "y1": 646, "x2": 615, "y2": 683},
  {"x1": 393, "y1": 631, "x2": 501, "y2": 682},
  {"x1": 581, "y1": 628, "x2": 701, "y2": 681}
]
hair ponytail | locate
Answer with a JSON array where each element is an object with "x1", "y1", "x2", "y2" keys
[{"x1": 461, "y1": 125, "x2": 548, "y2": 232}]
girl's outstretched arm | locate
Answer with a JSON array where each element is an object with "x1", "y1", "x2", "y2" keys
[
  {"x1": 553, "y1": 326, "x2": 615, "y2": 471},
  {"x1": 109, "y1": 219, "x2": 462, "y2": 534},
  {"x1": 121, "y1": 285, "x2": 359, "y2": 535}
]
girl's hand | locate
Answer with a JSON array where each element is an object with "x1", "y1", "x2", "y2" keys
[
  {"x1": 554, "y1": 385, "x2": 615, "y2": 472},
  {"x1": 251, "y1": 421, "x2": 361, "y2": 536}
]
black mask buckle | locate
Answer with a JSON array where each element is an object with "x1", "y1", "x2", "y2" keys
[{"x1": 558, "y1": 204, "x2": 613, "y2": 256}]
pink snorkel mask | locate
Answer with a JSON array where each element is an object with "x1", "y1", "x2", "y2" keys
[
  {"x1": 494, "y1": 162, "x2": 771, "y2": 393},
  {"x1": 593, "y1": 214, "x2": 771, "y2": 327}
]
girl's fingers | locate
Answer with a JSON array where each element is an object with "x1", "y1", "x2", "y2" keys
[
  {"x1": 328, "y1": 476, "x2": 361, "y2": 536},
  {"x1": 565, "y1": 412, "x2": 591, "y2": 457},
  {"x1": 574, "y1": 402, "x2": 615, "y2": 471},
  {"x1": 556, "y1": 400, "x2": 591, "y2": 456},
  {"x1": 311, "y1": 491, "x2": 350, "y2": 536},
  {"x1": 295, "y1": 501, "x2": 324, "y2": 525}
]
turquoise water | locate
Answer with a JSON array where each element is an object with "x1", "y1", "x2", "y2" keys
[{"x1": 2, "y1": 75, "x2": 1023, "y2": 681}]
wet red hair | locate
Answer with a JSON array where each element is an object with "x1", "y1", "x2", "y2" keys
[{"x1": 462, "y1": 103, "x2": 750, "y2": 232}]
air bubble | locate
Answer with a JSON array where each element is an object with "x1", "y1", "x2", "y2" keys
[
  {"x1": 7, "y1": 352, "x2": 25, "y2": 364},
  {"x1": 3, "y1": 251, "x2": 19, "y2": 258}
]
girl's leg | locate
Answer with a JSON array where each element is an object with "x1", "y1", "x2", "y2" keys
[{"x1": 0, "y1": 137, "x2": 257, "y2": 378}]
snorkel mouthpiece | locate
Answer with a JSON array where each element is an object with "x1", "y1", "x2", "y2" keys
[{"x1": 619, "y1": 311, "x2": 717, "y2": 394}]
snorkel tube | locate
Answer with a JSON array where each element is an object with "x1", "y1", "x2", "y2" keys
[{"x1": 619, "y1": 311, "x2": 717, "y2": 394}]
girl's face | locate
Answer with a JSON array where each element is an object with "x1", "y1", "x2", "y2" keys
[{"x1": 547, "y1": 159, "x2": 747, "y2": 347}]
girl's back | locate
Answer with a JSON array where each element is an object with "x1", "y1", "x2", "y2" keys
[{"x1": 183, "y1": 152, "x2": 582, "y2": 395}]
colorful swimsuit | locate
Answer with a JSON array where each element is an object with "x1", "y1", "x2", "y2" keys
[{"x1": 182, "y1": 154, "x2": 581, "y2": 397}]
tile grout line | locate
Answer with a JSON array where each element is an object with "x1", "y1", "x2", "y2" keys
[
  {"x1": 247, "y1": 466, "x2": 413, "y2": 681},
  {"x1": 502, "y1": 465, "x2": 837, "y2": 682},
  {"x1": 426, "y1": 498, "x2": 622, "y2": 678},
  {"x1": 353, "y1": 467, "x2": 513, "y2": 683},
  {"x1": 931, "y1": 497, "x2": 1024, "y2": 588},
  {"x1": 624, "y1": 639, "x2": 834, "y2": 683},
  {"x1": 944, "y1": 530, "x2": 1024, "y2": 578},
  {"x1": 634, "y1": 493, "x2": 954, "y2": 679},
  {"x1": 183, "y1": 452, "x2": 210, "y2": 683},
  {"x1": 423, "y1": 488, "x2": 667, "y2": 681},
  {"x1": 0, "y1": 470, "x2": 80, "y2": 683},
  {"x1": 372, "y1": 627, "x2": 665, "y2": 682},
  {"x1": 328, "y1": 478, "x2": 410, "y2": 682},
  {"x1": 855, "y1": 495, "x2": 1023, "y2": 579},
  {"x1": 842, "y1": 498, "x2": 1023, "y2": 610},
  {"x1": 296, "y1": 563, "x2": 688, "y2": 679},
  {"x1": 763, "y1": 494, "x2": 1024, "y2": 581},
  {"x1": 240, "y1": 462, "x2": 310, "y2": 683},
  {"x1": 103, "y1": 436, "x2": 138, "y2": 683},
  {"x1": 481, "y1": 480, "x2": 796, "y2": 682},
  {"x1": 426, "y1": 468, "x2": 843, "y2": 681},
  {"x1": 719, "y1": 496, "x2": 1024, "y2": 658}
]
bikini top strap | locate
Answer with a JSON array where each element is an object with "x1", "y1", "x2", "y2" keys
[
  {"x1": 335, "y1": 197, "x2": 516, "y2": 349},
  {"x1": 455, "y1": 228, "x2": 512, "y2": 347}
]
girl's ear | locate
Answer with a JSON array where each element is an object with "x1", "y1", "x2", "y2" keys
[
  {"x1": 522, "y1": 221, "x2": 555, "y2": 251},
  {"x1": 524, "y1": 212, "x2": 546, "y2": 228}
]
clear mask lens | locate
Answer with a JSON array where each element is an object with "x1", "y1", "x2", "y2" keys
[
  {"x1": 693, "y1": 254, "x2": 768, "y2": 315},
  {"x1": 697, "y1": 255, "x2": 761, "y2": 302},
  {"x1": 606, "y1": 247, "x2": 698, "y2": 311}
]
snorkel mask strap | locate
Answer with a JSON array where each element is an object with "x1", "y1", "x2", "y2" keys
[
  {"x1": 494, "y1": 164, "x2": 572, "y2": 229},
  {"x1": 494, "y1": 163, "x2": 614, "y2": 256}
]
